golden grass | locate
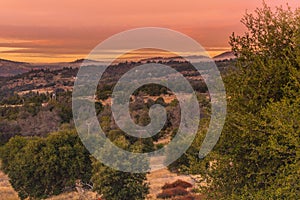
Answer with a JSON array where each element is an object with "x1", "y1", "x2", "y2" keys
[
  {"x1": 0, "y1": 170, "x2": 19, "y2": 200},
  {"x1": 46, "y1": 191, "x2": 99, "y2": 200}
]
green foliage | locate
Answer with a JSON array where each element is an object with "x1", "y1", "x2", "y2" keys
[
  {"x1": 133, "y1": 84, "x2": 168, "y2": 96},
  {"x1": 191, "y1": 3, "x2": 300, "y2": 199},
  {"x1": 0, "y1": 94, "x2": 23, "y2": 105},
  {"x1": 0, "y1": 136, "x2": 28, "y2": 174},
  {"x1": 23, "y1": 92, "x2": 48, "y2": 105},
  {"x1": 0, "y1": 106, "x2": 20, "y2": 120},
  {"x1": 166, "y1": 119, "x2": 209, "y2": 173},
  {"x1": 51, "y1": 91, "x2": 73, "y2": 123},
  {"x1": 230, "y1": 1, "x2": 299, "y2": 61},
  {"x1": 92, "y1": 162, "x2": 149, "y2": 200},
  {"x1": 91, "y1": 135, "x2": 149, "y2": 200},
  {"x1": 95, "y1": 101, "x2": 103, "y2": 115},
  {"x1": 0, "y1": 130, "x2": 92, "y2": 200},
  {"x1": 96, "y1": 84, "x2": 114, "y2": 100},
  {"x1": 229, "y1": 3, "x2": 299, "y2": 110}
]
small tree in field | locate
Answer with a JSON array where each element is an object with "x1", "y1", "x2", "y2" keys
[{"x1": 91, "y1": 135, "x2": 149, "y2": 200}]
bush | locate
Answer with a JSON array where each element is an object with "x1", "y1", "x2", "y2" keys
[
  {"x1": 91, "y1": 135, "x2": 149, "y2": 200},
  {"x1": 195, "y1": 3, "x2": 300, "y2": 199},
  {"x1": 162, "y1": 179, "x2": 193, "y2": 190},
  {"x1": 0, "y1": 130, "x2": 92, "y2": 200},
  {"x1": 157, "y1": 187, "x2": 189, "y2": 199}
]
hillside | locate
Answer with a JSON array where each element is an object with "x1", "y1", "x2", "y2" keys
[
  {"x1": 0, "y1": 52, "x2": 233, "y2": 77},
  {"x1": 0, "y1": 58, "x2": 103, "y2": 77},
  {"x1": 0, "y1": 59, "x2": 31, "y2": 77},
  {"x1": 0, "y1": 57, "x2": 232, "y2": 200},
  {"x1": 213, "y1": 51, "x2": 236, "y2": 61}
]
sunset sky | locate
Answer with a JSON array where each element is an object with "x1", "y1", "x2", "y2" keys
[{"x1": 0, "y1": 0, "x2": 298, "y2": 63}]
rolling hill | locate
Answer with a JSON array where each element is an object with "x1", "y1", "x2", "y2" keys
[{"x1": 0, "y1": 52, "x2": 235, "y2": 77}]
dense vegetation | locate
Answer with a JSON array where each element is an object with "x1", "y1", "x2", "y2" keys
[
  {"x1": 91, "y1": 135, "x2": 149, "y2": 200},
  {"x1": 169, "y1": 3, "x2": 300, "y2": 199},
  {"x1": 0, "y1": 91, "x2": 73, "y2": 143},
  {"x1": 0, "y1": 130, "x2": 92, "y2": 199},
  {"x1": 0, "y1": 2, "x2": 298, "y2": 200}
]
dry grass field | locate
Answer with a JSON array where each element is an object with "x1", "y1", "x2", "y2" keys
[{"x1": 0, "y1": 170, "x2": 19, "y2": 200}]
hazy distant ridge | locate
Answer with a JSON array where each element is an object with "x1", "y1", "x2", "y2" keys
[{"x1": 0, "y1": 52, "x2": 235, "y2": 77}]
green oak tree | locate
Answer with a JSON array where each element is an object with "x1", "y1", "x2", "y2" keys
[
  {"x1": 91, "y1": 135, "x2": 149, "y2": 200},
  {"x1": 0, "y1": 130, "x2": 92, "y2": 200},
  {"x1": 169, "y1": 3, "x2": 299, "y2": 199},
  {"x1": 197, "y1": 3, "x2": 300, "y2": 199}
]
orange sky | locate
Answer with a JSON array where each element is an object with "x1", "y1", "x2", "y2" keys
[{"x1": 0, "y1": 0, "x2": 298, "y2": 63}]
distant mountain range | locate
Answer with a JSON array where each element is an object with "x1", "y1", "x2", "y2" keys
[
  {"x1": 0, "y1": 52, "x2": 235, "y2": 77},
  {"x1": 139, "y1": 55, "x2": 211, "y2": 63},
  {"x1": 213, "y1": 51, "x2": 236, "y2": 61},
  {"x1": 0, "y1": 58, "x2": 103, "y2": 77}
]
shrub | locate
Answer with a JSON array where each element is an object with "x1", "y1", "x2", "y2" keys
[
  {"x1": 91, "y1": 136, "x2": 149, "y2": 200},
  {"x1": 0, "y1": 130, "x2": 92, "y2": 200},
  {"x1": 157, "y1": 186, "x2": 189, "y2": 199},
  {"x1": 162, "y1": 179, "x2": 193, "y2": 189}
]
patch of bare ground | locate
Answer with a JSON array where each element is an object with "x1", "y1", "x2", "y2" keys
[
  {"x1": 146, "y1": 168, "x2": 196, "y2": 200},
  {"x1": 46, "y1": 191, "x2": 99, "y2": 200},
  {"x1": 0, "y1": 170, "x2": 19, "y2": 200}
]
